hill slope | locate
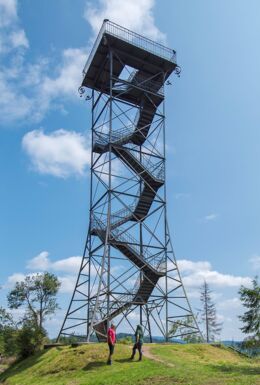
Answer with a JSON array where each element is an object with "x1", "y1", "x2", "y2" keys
[{"x1": 0, "y1": 343, "x2": 259, "y2": 385}]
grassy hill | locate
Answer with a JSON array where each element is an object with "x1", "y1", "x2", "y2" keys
[{"x1": 0, "y1": 343, "x2": 259, "y2": 385}]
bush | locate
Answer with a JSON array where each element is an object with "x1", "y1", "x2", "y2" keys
[
  {"x1": 16, "y1": 322, "x2": 46, "y2": 359},
  {"x1": 118, "y1": 336, "x2": 133, "y2": 344}
]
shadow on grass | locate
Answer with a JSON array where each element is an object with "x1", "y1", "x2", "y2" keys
[
  {"x1": 210, "y1": 363, "x2": 260, "y2": 376},
  {"x1": 115, "y1": 358, "x2": 138, "y2": 364},
  {"x1": 83, "y1": 361, "x2": 107, "y2": 371},
  {"x1": 0, "y1": 349, "x2": 49, "y2": 383}
]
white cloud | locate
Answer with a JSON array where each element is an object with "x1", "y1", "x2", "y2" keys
[
  {"x1": 249, "y1": 254, "x2": 260, "y2": 270},
  {"x1": 0, "y1": 2, "x2": 86, "y2": 125},
  {"x1": 178, "y1": 259, "x2": 251, "y2": 288},
  {"x1": 218, "y1": 297, "x2": 242, "y2": 310},
  {"x1": 26, "y1": 251, "x2": 50, "y2": 270},
  {"x1": 0, "y1": 0, "x2": 29, "y2": 53},
  {"x1": 200, "y1": 213, "x2": 219, "y2": 223},
  {"x1": 58, "y1": 275, "x2": 77, "y2": 294},
  {"x1": 41, "y1": 48, "x2": 86, "y2": 99},
  {"x1": 6, "y1": 273, "x2": 26, "y2": 287},
  {"x1": 0, "y1": 48, "x2": 87, "y2": 125},
  {"x1": 84, "y1": 0, "x2": 166, "y2": 42},
  {"x1": 0, "y1": 0, "x2": 17, "y2": 28},
  {"x1": 0, "y1": 73, "x2": 33, "y2": 123},
  {"x1": 10, "y1": 29, "x2": 29, "y2": 49},
  {"x1": 6, "y1": 271, "x2": 76, "y2": 295},
  {"x1": 52, "y1": 257, "x2": 82, "y2": 274},
  {"x1": 22, "y1": 129, "x2": 91, "y2": 178},
  {"x1": 27, "y1": 252, "x2": 82, "y2": 274}
]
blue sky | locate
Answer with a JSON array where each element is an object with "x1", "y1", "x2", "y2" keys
[{"x1": 0, "y1": 0, "x2": 259, "y2": 340}]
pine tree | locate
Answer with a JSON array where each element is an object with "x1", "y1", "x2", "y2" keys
[
  {"x1": 199, "y1": 281, "x2": 222, "y2": 342},
  {"x1": 238, "y1": 276, "x2": 260, "y2": 343}
]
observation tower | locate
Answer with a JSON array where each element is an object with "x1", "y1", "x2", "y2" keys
[{"x1": 58, "y1": 20, "x2": 201, "y2": 342}]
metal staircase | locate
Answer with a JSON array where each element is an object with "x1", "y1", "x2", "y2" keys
[
  {"x1": 91, "y1": 215, "x2": 165, "y2": 341},
  {"x1": 90, "y1": 71, "x2": 166, "y2": 340}
]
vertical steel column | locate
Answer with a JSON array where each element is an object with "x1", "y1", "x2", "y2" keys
[
  {"x1": 107, "y1": 47, "x2": 113, "y2": 325},
  {"x1": 162, "y1": 72, "x2": 168, "y2": 342},
  {"x1": 86, "y1": 88, "x2": 95, "y2": 339}
]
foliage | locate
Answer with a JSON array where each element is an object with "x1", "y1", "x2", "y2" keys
[
  {"x1": 16, "y1": 319, "x2": 46, "y2": 359},
  {"x1": 7, "y1": 272, "x2": 60, "y2": 331},
  {"x1": 0, "y1": 308, "x2": 18, "y2": 357},
  {"x1": 199, "y1": 281, "x2": 222, "y2": 342},
  {"x1": 239, "y1": 276, "x2": 260, "y2": 343},
  {"x1": 117, "y1": 336, "x2": 133, "y2": 344},
  {"x1": 58, "y1": 335, "x2": 79, "y2": 345},
  {"x1": 0, "y1": 307, "x2": 13, "y2": 330}
]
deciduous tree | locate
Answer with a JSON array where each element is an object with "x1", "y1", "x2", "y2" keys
[{"x1": 7, "y1": 272, "x2": 60, "y2": 331}]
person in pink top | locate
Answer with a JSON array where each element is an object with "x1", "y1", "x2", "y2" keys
[{"x1": 107, "y1": 323, "x2": 116, "y2": 365}]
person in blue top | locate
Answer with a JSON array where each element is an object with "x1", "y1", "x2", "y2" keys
[{"x1": 130, "y1": 324, "x2": 144, "y2": 361}]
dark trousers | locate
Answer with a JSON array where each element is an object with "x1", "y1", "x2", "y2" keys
[
  {"x1": 107, "y1": 343, "x2": 114, "y2": 364},
  {"x1": 131, "y1": 342, "x2": 143, "y2": 360}
]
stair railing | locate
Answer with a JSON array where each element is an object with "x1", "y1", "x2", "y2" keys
[{"x1": 91, "y1": 214, "x2": 165, "y2": 272}]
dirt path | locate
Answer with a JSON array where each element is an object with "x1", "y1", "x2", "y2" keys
[{"x1": 142, "y1": 345, "x2": 175, "y2": 367}]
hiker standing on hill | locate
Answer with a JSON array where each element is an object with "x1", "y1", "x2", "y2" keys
[
  {"x1": 107, "y1": 323, "x2": 116, "y2": 365},
  {"x1": 130, "y1": 324, "x2": 144, "y2": 361}
]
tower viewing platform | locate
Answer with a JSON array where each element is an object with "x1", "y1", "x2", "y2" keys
[{"x1": 82, "y1": 20, "x2": 177, "y2": 105}]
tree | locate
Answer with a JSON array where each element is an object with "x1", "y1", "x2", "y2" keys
[
  {"x1": 7, "y1": 272, "x2": 60, "y2": 331},
  {"x1": 199, "y1": 281, "x2": 222, "y2": 342},
  {"x1": 169, "y1": 315, "x2": 203, "y2": 343},
  {"x1": 0, "y1": 307, "x2": 13, "y2": 330},
  {"x1": 238, "y1": 276, "x2": 260, "y2": 343},
  {"x1": 0, "y1": 307, "x2": 18, "y2": 357}
]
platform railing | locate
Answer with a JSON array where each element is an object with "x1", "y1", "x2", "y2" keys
[
  {"x1": 94, "y1": 124, "x2": 135, "y2": 148},
  {"x1": 105, "y1": 21, "x2": 176, "y2": 63},
  {"x1": 83, "y1": 20, "x2": 176, "y2": 76}
]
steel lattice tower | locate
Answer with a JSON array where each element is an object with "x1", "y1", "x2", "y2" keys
[{"x1": 58, "y1": 20, "x2": 202, "y2": 342}]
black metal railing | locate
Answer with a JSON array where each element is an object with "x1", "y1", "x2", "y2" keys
[{"x1": 83, "y1": 20, "x2": 176, "y2": 75}]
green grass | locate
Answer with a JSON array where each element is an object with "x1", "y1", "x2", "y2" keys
[{"x1": 0, "y1": 343, "x2": 259, "y2": 385}]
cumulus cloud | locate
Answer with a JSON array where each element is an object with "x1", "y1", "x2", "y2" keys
[
  {"x1": 22, "y1": 129, "x2": 91, "y2": 178},
  {"x1": 178, "y1": 259, "x2": 251, "y2": 288},
  {"x1": 84, "y1": 0, "x2": 166, "y2": 42},
  {"x1": 58, "y1": 275, "x2": 77, "y2": 293},
  {"x1": 0, "y1": 0, "x2": 87, "y2": 125},
  {"x1": 26, "y1": 251, "x2": 50, "y2": 270},
  {"x1": 10, "y1": 29, "x2": 29, "y2": 49},
  {"x1": 27, "y1": 251, "x2": 82, "y2": 274},
  {"x1": 0, "y1": 0, "x2": 17, "y2": 28},
  {"x1": 0, "y1": 48, "x2": 87, "y2": 125},
  {"x1": 218, "y1": 297, "x2": 242, "y2": 310},
  {"x1": 6, "y1": 252, "x2": 82, "y2": 294},
  {"x1": 0, "y1": 0, "x2": 29, "y2": 53},
  {"x1": 6, "y1": 273, "x2": 26, "y2": 287}
]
